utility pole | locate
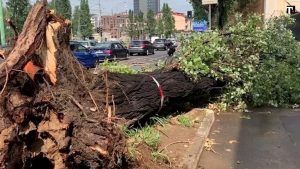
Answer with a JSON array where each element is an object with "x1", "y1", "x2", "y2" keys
[
  {"x1": 0, "y1": 0, "x2": 6, "y2": 46},
  {"x1": 98, "y1": 0, "x2": 102, "y2": 42}
]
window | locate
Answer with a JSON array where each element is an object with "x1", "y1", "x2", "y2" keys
[
  {"x1": 90, "y1": 41, "x2": 97, "y2": 46},
  {"x1": 116, "y1": 43, "x2": 124, "y2": 49},
  {"x1": 71, "y1": 44, "x2": 87, "y2": 52},
  {"x1": 112, "y1": 44, "x2": 120, "y2": 49}
]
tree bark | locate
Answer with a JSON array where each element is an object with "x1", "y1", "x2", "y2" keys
[
  {"x1": 95, "y1": 71, "x2": 220, "y2": 125},
  {"x1": 0, "y1": 1, "x2": 47, "y2": 87}
]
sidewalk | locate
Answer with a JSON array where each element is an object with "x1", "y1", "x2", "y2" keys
[{"x1": 198, "y1": 108, "x2": 300, "y2": 169}]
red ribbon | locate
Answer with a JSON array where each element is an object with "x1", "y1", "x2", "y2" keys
[{"x1": 149, "y1": 75, "x2": 164, "y2": 113}]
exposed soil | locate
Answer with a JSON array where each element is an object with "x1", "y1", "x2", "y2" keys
[{"x1": 132, "y1": 109, "x2": 208, "y2": 169}]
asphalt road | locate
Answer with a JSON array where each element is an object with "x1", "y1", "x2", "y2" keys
[
  {"x1": 198, "y1": 108, "x2": 300, "y2": 169},
  {"x1": 119, "y1": 50, "x2": 169, "y2": 70}
]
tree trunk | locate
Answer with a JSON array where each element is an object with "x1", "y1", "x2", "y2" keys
[{"x1": 94, "y1": 71, "x2": 221, "y2": 125}]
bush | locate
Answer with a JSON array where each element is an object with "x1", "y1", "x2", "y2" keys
[{"x1": 178, "y1": 14, "x2": 300, "y2": 108}]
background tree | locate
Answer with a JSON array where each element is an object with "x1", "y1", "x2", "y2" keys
[
  {"x1": 190, "y1": 0, "x2": 256, "y2": 29},
  {"x1": 146, "y1": 10, "x2": 156, "y2": 39},
  {"x1": 79, "y1": 0, "x2": 93, "y2": 39},
  {"x1": 48, "y1": 1, "x2": 55, "y2": 9},
  {"x1": 127, "y1": 10, "x2": 136, "y2": 40},
  {"x1": 162, "y1": 3, "x2": 175, "y2": 38},
  {"x1": 189, "y1": 0, "x2": 207, "y2": 21},
  {"x1": 134, "y1": 11, "x2": 144, "y2": 39},
  {"x1": 50, "y1": 0, "x2": 72, "y2": 19},
  {"x1": 6, "y1": 0, "x2": 31, "y2": 32},
  {"x1": 72, "y1": 6, "x2": 80, "y2": 37},
  {"x1": 156, "y1": 16, "x2": 164, "y2": 38}
]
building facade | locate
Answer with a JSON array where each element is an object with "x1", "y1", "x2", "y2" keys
[
  {"x1": 263, "y1": 0, "x2": 300, "y2": 20},
  {"x1": 90, "y1": 14, "x2": 100, "y2": 31},
  {"x1": 156, "y1": 12, "x2": 192, "y2": 32},
  {"x1": 101, "y1": 12, "x2": 129, "y2": 39},
  {"x1": 134, "y1": 0, "x2": 160, "y2": 14},
  {"x1": 244, "y1": 0, "x2": 300, "y2": 21}
]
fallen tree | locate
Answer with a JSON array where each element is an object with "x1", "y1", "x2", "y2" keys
[{"x1": 0, "y1": 1, "x2": 223, "y2": 168}]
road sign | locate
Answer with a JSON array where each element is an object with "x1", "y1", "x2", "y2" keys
[
  {"x1": 193, "y1": 20, "x2": 208, "y2": 32},
  {"x1": 202, "y1": 0, "x2": 218, "y2": 5}
]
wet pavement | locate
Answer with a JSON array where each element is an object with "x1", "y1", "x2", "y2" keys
[{"x1": 198, "y1": 108, "x2": 300, "y2": 169}]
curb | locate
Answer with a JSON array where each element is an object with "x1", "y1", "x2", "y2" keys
[{"x1": 181, "y1": 109, "x2": 215, "y2": 169}]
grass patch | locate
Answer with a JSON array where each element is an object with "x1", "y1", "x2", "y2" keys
[
  {"x1": 99, "y1": 60, "x2": 138, "y2": 74},
  {"x1": 150, "y1": 116, "x2": 170, "y2": 126},
  {"x1": 124, "y1": 125, "x2": 160, "y2": 150},
  {"x1": 151, "y1": 151, "x2": 169, "y2": 162},
  {"x1": 124, "y1": 116, "x2": 173, "y2": 161},
  {"x1": 177, "y1": 115, "x2": 192, "y2": 127}
]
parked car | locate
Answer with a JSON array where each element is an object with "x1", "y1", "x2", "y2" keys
[
  {"x1": 128, "y1": 40, "x2": 155, "y2": 56},
  {"x1": 153, "y1": 38, "x2": 167, "y2": 50},
  {"x1": 93, "y1": 42, "x2": 129, "y2": 61},
  {"x1": 72, "y1": 40, "x2": 97, "y2": 49},
  {"x1": 70, "y1": 41, "x2": 105, "y2": 68}
]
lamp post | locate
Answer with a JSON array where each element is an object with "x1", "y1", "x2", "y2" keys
[{"x1": 0, "y1": 0, "x2": 6, "y2": 46}]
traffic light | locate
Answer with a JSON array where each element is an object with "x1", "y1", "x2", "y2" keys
[
  {"x1": 96, "y1": 27, "x2": 103, "y2": 36},
  {"x1": 187, "y1": 11, "x2": 193, "y2": 19}
]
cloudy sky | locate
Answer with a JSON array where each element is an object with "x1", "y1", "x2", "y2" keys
[{"x1": 21, "y1": 0, "x2": 193, "y2": 15}]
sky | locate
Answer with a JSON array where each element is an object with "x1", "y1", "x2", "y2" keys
[
  {"x1": 22, "y1": 0, "x2": 193, "y2": 15},
  {"x1": 70, "y1": 0, "x2": 193, "y2": 15}
]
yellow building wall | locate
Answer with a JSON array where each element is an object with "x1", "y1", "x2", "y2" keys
[
  {"x1": 173, "y1": 14, "x2": 191, "y2": 31},
  {"x1": 264, "y1": 0, "x2": 300, "y2": 20}
]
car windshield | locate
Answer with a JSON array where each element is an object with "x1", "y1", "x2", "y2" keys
[
  {"x1": 95, "y1": 43, "x2": 111, "y2": 49},
  {"x1": 90, "y1": 41, "x2": 97, "y2": 46},
  {"x1": 154, "y1": 39, "x2": 165, "y2": 43},
  {"x1": 78, "y1": 42, "x2": 89, "y2": 47},
  {"x1": 131, "y1": 41, "x2": 142, "y2": 45}
]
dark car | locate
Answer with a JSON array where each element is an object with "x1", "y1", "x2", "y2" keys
[
  {"x1": 153, "y1": 39, "x2": 167, "y2": 50},
  {"x1": 70, "y1": 41, "x2": 105, "y2": 68},
  {"x1": 128, "y1": 40, "x2": 155, "y2": 56},
  {"x1": 93, "y1": 42, "x2": 129, "y2": 61}
]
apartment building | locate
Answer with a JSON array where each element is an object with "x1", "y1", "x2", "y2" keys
[
  {"x1": 90, "y1": 14, "x2": 99, "y2": 31},
  {"x1": 134, "y1": 0, "x2": 160, "y2": 14},
  {"x1": 101, "y1": 12, "x2": 129, "y2": 39}
]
